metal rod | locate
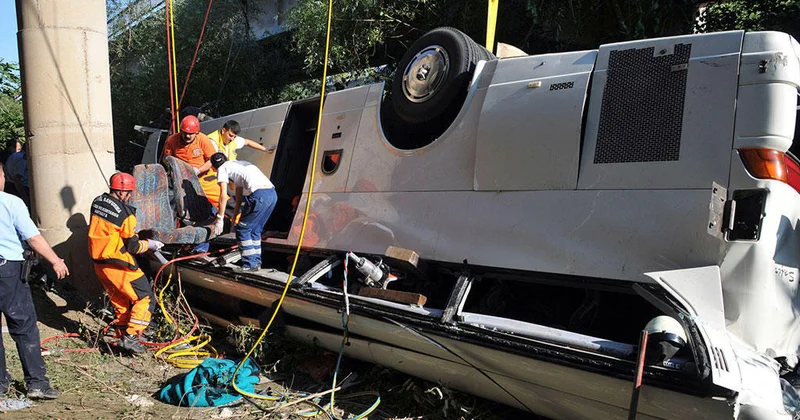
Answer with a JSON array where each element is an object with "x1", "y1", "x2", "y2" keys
[{"x1": 628, "y1": 330, "x2": 649, "y2": 420}]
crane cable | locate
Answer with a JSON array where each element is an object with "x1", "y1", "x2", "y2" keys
[
  {"x1": 169, "y1": 0, "x2": 180, "y2": 132},
  {"x1": 165, "y1": 0, "x2": 176, "y2": 133}
]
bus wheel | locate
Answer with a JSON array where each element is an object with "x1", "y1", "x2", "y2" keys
[{"x1": 392, "y1": 27, "x2": 490, "y2": 127}]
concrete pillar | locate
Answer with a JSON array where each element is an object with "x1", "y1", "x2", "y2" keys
[{"x1": 16, "y1": 0, "x2": 115, "y2": 295}]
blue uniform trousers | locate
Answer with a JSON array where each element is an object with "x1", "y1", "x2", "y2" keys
[
  {"x1": 0, "y1": 260, "x2": 50, "y2": 391},
  {"x1": 235, "y1": 188, "x2": 277, "y2": 269}
]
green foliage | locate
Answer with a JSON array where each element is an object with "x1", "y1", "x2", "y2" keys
[
  {"x1": 0, "y1": 60, "x2": 23, "y2": 151},
  {"x1": 698, "y1": 0, "x2": 800, "y2": 36},
  {"x1": 226, "y1": 323, "x2": 268, "y2": 362},
  {"x1": 284, "y1": 0, "x2": 699, "y2": 83},
  {"x1": 524, "y1": 1, "x2": 698, "y2": 51},
  {"x1": 108, "y1": 0, "x2": 306, "y2": 171},
  {"x1": 285, "y1": 0, "x2": 505, "y2": 80},
  {"x1": 286, "y1": 0, "x2": 436, "y2": 76}
]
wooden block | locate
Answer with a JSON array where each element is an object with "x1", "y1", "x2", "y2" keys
[
  {"x1": 383, "y1": 246, "x2": 428, "y2": 283},
  {"x1": 385, "y1": 246, "x2": 419, "y2": 267},
  {"x1": 358, "y1": 287, "x2": 427, "y2": 306}
]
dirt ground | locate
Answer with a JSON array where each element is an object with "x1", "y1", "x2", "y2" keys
[{"x1": 0, "y1": 280, "x2": 544, "y2": 419}]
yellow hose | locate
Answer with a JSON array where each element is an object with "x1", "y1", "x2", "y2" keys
[{"x1": 154, "y1": 265, "x2": 217, "y2": 368}]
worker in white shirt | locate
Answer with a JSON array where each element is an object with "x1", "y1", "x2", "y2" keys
[
  {"x1": 210, "y1": 153, "x2": 277, "y2": 272},
  {"x1": 207, "y1": 120, "x2": 267, "y2": 160}
]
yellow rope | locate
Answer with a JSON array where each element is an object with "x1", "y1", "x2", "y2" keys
[
  {"x1": 486, "y1": 0, "x2": 499, "y2": 54},
  {"x1": 231, "y1": 0, "x2": 334, "y2": 403},
  {"x1": 169, "y1": 0, "x2": 181, "y2": 132}
]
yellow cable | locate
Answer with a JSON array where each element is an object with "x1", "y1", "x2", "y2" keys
[
  {"x1": 231, "y1": 0, "x2": 335, "y2": 403},
  {"x1": 169, "y1": 0, "x2": 181, "y2": 132},
  {"x1": 486, "y1": 0, "x2": 499, "y2": 54},
  {"x1": 154, "y1": 264, "x2": 217, "y2": 368}
]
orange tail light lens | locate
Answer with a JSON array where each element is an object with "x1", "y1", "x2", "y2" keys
[{"x1": 739, "y1": 148, "x2": 787, "y2": 183}]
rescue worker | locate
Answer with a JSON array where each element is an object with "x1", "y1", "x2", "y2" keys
[
  {"x1": 0, "y1": 161, "x2": 67, "y2": 399},
  {"x1": 162, "y1": 115, "x2": 219, "y2": 207},
  {"x1": 210, "y1": 153, "x2": 277, "y2": 272},
  {"x1": 208, "y1": 120, "x2": 268, "y2": 160},
  {"x1": 88, "y1": 172, "x2": 163, "y2": 354}
]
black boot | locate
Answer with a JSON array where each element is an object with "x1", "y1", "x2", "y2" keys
[
  {"x1": 118, "y1": 334, "x2": 147, "y2": 354},
  {"x1": 27, "y1": 386, "x2": 60, "y2": 400}
]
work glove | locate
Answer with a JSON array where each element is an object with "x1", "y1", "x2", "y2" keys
[
  {"x1": 147, "y1": 239, "x2": 164, "y2": 252},
  {"x1": 192, "y1": 167, "x2": 201, "y2": 176},
  {"x1": 213, "y1": 215, "x2": 224, "y2": 236}
]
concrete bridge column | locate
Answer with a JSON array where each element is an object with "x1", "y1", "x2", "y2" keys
[{"x1": 16, "y1": 0, "x2": 115, "y2": 295}]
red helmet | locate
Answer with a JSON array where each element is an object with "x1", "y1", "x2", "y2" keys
[
  {"x1": 180, "y1": 115, "x2": 200, "y2": 134},
  {"x1": 109, "y1": 172, "x2": 136, "y2": 192}
]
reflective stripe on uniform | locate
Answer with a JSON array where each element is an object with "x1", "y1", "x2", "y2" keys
[
  {"x1": 241, "y1": 248, "x2": 261, "y2": 257},
  {"x1": 93, "y1": 258, "x2": 138, "y2": 271}
]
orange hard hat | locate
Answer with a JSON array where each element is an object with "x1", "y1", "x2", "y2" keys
[
  {"x1": 180, "y1": 115, "x2": 200, "y2": 134},
  {"x1": 109, "y1": 172, "x2": 136, "y2": 192}
]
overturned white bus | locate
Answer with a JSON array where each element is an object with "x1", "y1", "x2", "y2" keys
[{"x1": 135, "y1": 28, "x2": 800, "y2": 419}]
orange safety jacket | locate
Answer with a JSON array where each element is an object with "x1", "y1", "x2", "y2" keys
[{"x1": 88, "y1": 193, "x2": 148, "y2": 270}]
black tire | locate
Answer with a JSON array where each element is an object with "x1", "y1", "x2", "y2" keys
[
  {"x1": 478, "y1": 44, "x2": 496, "y2": 62},
  {"x1": 391, "y1": 27, "x2": 481, "y2": 125}
]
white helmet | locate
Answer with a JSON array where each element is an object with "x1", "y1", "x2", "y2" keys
[{"x1": 644, "y1": 315, "x2": 687, "y2": 364}]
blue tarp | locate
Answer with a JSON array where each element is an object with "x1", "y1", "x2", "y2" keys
[{"x1": 158, "y1": 358, "x2": 260, "y2": 407}]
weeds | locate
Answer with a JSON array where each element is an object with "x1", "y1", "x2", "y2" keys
[{"x1": 226, "y1": 323, "x2": 267, "y2": 362}]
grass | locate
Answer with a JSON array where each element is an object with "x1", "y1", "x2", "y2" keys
[{"x1": 0, "y1": 281, "x2": 545, "y2": 419}]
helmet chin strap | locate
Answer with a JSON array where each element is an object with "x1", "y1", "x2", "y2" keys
[{"x1": 111, "y1": 190, "x2": 131, "y2": 202}]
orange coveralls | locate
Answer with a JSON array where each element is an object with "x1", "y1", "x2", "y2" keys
[
  {"x1": 162, "y1": 132, "x2": 220, "y2": 207},
  {"x1": 88, "y1": 193, "x2": 154, "y2": 337}
]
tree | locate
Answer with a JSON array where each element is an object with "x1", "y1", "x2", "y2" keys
[
  {"x1": 285, "y1": 0, "x2": 700, "y2": 81},
  {"x1": 108, "y1": 0, "x2": 307, "y2": 171},
  {"x1": 0, "y1": 60, "x2": 23, "y2": 152},
  {"x1": 698, "y1": 0, "x2": 800, "y2": 38}
]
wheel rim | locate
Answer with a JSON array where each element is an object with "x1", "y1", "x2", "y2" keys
[{"x1": 401, "y1": 45, "x2": 449, "y2": 103}]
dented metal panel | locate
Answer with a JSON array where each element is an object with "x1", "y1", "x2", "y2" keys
[
  {"x1": 278, "y1": 189, "x2": 724, "y2": 282},
  {"x1": 724, "y1": 151, "x2": 800, "y2": 365},
  {"x1": 644, "y1": 266, "x2": 741, "y2": 392}
]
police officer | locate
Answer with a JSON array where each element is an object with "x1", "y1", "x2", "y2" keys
[
  {"x1": 0, "y1": 161, "x2": 67, "y2": 399},
  {"x1": 88, "y1": 172, "x2": 162, "y2": 354}
]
